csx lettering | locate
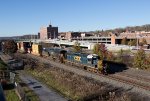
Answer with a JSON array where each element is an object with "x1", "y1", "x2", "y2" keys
[{"x1": 74, "y1": 56, "x2": 81, "y2": 61}]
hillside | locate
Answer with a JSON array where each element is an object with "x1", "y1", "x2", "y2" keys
[{"x1": 98, "y1": 24, "x2": 150, "y2": 36}]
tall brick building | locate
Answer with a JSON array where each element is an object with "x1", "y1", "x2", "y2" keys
[{"x1": 40, "y1": 25, "x2": 58, "y2": 39}]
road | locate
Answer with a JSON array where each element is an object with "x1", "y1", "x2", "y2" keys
[{"x1": 19, "y1": 71, "x2": 67, "y2": 101}]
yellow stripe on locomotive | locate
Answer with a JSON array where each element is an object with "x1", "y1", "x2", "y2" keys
[{"x1": 74, "y1": 56, "x2": 81, "y2": 61}]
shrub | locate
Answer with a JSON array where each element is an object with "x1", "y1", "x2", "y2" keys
[
  {"x1": 133, "y1": 48, "x2": 149, "y2": 69},
  {"x1": 2, "y1": 40, "x2": 17, "y2": 54}
]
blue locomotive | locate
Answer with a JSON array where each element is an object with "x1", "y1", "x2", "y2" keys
[
  {"x1": 42, "y1": 47, "x2": 109, "y2": 74},
  {"x1": 67, "y1": 52, "x2": 98, "y2": 67}
]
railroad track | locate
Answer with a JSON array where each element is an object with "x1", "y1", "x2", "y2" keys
[
  {"x1": 107, "y1": 74, "x2": 150, "y2": 91},
  {"x1": 116, "y1": 72, "x2": 150, "y2": 83},
  {"x1": 42, "y1": 55, "x2": 150, "y2": 91},
  {"x1": 13, "y1": 53, "x2": 150, "y2": 92}
]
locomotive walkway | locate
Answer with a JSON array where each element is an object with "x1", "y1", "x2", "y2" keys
[{"x1": 26, "y1": 53, "x2": 150, "y2": 98}]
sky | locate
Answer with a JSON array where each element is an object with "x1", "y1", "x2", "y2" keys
[{"x1": 0, "y1": 0, "x2": 150, "y2": 37}]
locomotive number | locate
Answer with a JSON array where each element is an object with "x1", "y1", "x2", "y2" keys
[{"x1": 74, "y1": 56, "x2": 81, "y2": 61}]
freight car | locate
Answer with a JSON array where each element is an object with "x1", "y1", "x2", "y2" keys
[{"x1": 43, "y1": 47, "x2": 68, "y2": 58}]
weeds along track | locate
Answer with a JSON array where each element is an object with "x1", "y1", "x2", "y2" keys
[
  {"x1": 2, "y1": 53, "x2": 150, "y2": 100},
  {"x1": 121, "y1": 71, "x2": 150, "y2": 81},
  {"x1": 106, "y1": 74, "x2": 150, "y2": 91},
  {"x1": 0, "y1": 54, "x2": 12, "y2": 63},
  {"x1": 115, "y1": 72, "x2": 150, "y2": 85},
  {"x1": 14, "y1": 53, "x2": 150, "y2": 94},
  {"x1": 41, "y1": 55, "x2": 150, "y2": 92},
  {"x1": 66, "y1": 62, "x2": 150, "y2": 92}
]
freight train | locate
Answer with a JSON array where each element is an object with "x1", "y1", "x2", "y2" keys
[
  {"x1": 42, "y1": 47, "x2": 109, "y2": 74},
  {"x1": 17, "y1": 42, "x2": 127, "y2": 74}
]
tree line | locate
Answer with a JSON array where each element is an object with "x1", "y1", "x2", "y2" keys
[{"x1": 94, "y1": 24, "x2": 150, "y2": 36}]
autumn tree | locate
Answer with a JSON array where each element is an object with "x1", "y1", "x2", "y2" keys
[
  {"x1": 128, "y1": 41, "x2": 132, "y2": 46},
  {"x1": 133, "y1": 48, "x2": 149, "y2": 69},
  {"x1": 73, "y1": 41, "x2": 81, "y2": 52},
  {"x1": 106, "y1": 51, "x2": 114, "y2": 61},
  {"x1": 121, "y1": 37, "x2": 127, "y2": 45},
  {"x1": 2, "y1": 40, "x2": 17, "y2": 54},
  {"x1": 128, "y1": 39, "x2": 137, "y2": 46},
  {"x1": 93, "y1": 43, "x2": 108, "y2": 60},
  {"x1": 117, "y1": 49, "x2": 124, "y2": 62},
  {"x1": 139, "y1": 38, "x2": 147, "y2": 46},
  {"x1": 93, "y1": 43, "x2": 99, "y2": 55},
  {"x1": 141, "y1": 38, "x2": 147, "y2": 45}
]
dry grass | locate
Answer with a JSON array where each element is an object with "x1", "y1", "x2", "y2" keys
[{"x1": 14, "y1": 53, "x2": 144, "y2": 101}]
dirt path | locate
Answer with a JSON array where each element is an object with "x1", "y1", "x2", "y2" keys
[{"x1": 19, "y1": 71, "x2": 68, "y2": 101}]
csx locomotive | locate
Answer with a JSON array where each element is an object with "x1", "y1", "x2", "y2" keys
[{"x1": 43, "y1": 47, "x2": 109, "y2": 74}]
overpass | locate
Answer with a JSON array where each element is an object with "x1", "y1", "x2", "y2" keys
[
  {"x1": 16, "y1": 39, "x2": 95, "y2": 49},
  {"x1": 15, "y1": 34, "x2": 150, "y2": 50},
  {"x1": 16, "y1": 39, "x2": 135, "y2": 51}
]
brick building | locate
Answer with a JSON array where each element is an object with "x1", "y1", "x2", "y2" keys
[
  {"x1": 111, "y1": 31, "x2": 150, "y2": 45},
  {"x1": 59, "y1": 32, "x2": 81, "y2": 40},
  {"x1": 40, "y1": 25, "x2": 58, "y2": 39}
]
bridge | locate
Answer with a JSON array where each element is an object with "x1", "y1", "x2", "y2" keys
[
  {"x1": 16, "y1": 39, "x2": 135, "y2": 51},
  {"x1": 16, "y1": 39, "x2": 96, "y2": 49}
]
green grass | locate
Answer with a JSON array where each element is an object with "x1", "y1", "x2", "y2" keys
[
  {"x1": 3, "y1": 76, "x2": 40, "y2": 101},
  {"x1": 0, "y1": 59, "x2": 7, "y2": 70},
  {"x1": 26, "y1": 69, "x2": 78, "y2": 100},
  {"x1": 23, "y1": 87, "x2": 40, "y2": 101},
  {"x1": 1, "y1": 58, "x2": 19, "y2": 101},
  {"x1": 4, "y1": 89, "x2": 20, "y2": 101},
  {"x1": 15, "y1": 75, "x2": 40, "y2": 101},
  {"x1": 25, "y1": 67, "x2": 108, "y2": 101}
]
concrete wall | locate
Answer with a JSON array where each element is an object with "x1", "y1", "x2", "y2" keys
[{"x1": 31, "y1": 44, "x2": 42, "y2": 56}]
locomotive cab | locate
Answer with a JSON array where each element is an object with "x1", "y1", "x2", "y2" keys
[{"x1": 87, "y1": 54, "x2": 99, "y2": 68}]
